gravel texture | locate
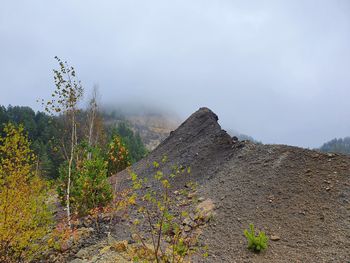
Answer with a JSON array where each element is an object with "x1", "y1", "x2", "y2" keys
[{"x1": 111, "y1": 107, "x2": 350, "y2": 262}]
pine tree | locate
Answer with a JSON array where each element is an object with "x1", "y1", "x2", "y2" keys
[{"x1": 57, "y1": 144, "x2": 112, "y2": 216}]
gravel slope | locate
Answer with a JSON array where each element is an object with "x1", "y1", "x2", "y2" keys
[{"x1": 111, "y1": 107, "x2": 350, "y2": 262}]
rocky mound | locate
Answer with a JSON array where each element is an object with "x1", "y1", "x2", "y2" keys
[{"x1": 109, "y1": 107, "x2": 350, "y2": 262}]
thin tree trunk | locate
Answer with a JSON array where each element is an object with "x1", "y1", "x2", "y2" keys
[
  {"x1": 87, "y1": 106, "x2": 95, "y2": 160},
  {"x1": 66, "y1": 111, "x2": 75, "y2": 228},
  {"x1": 35, "y1": 158, "x2": 39, "y2": 176},
  {"x1": 87, "y1": 89, "x2": 97, "y2": 160}
]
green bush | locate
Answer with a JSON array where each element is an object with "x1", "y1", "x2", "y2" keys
[
  {"x1": 57, "y1": 144, "x2": 112, "y2": 216},
  {"x1": 244, "y1": 224, "x2": 268, "y2": 252}
]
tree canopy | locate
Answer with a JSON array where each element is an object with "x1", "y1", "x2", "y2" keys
[{"x1": 319, "y1": 137, "x2": 350, "y2": 155}]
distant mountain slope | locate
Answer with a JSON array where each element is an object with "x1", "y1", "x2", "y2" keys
[
  {"x1": 102, "y1": 109, "x2": 180, "y2": 150},
  {"x1": 227, "y1": 129, "x2": 260, "y2": 143},
  {"x1": 111, "y1": 107, "x2": 350, "y2": 262},
  {"x1": 319, "y1": 137, "x2": 350, "y2": 155}
]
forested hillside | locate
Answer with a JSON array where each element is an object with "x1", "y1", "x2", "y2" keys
[
  {"x1": 0, "y1": 105, "x2": 148, "y2": 179},
  {"x1": 0, "y1": 105, "x2": 61, "y2": 178},
  {"x1": 319, "y1": 137, "x2": 350, "y2": 155},
  {"x1": 102, "y1": 109, "x2": 179, "y2": 150}
]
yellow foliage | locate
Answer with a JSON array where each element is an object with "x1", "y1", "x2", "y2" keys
[
  {"x1": 107, "y1": 135, "x2": 131, "y2": 176},
  {"x1": 128, "y1": 193, "x2": 137, "y2": 205},
  {"x1": 0, "y1": 123, "x2": 52, "y2": 262}
]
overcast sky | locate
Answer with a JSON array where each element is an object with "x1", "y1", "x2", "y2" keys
[{"x1": 1, "y1": 0, "x2": 350, "y2": 148}]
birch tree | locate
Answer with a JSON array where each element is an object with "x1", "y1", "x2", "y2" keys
[
  {"x1": 85, "y1": 85, "x2": 106, "y2": 154},
  {"x1": 43, "y1": 56, "x2": 83, "y2": 228}
]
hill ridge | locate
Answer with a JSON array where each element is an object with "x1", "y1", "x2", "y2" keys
[{"x1": 110, "y1": 107, "x2": 350, "y2": 262}]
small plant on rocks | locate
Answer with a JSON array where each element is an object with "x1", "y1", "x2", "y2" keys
[
  {"x1": 244, "y1": 223, "x2": 268, "y2": 252},
  {"x1": 48, "y1": 217, "x2": 80, "y2": 252},
  {"x1": 128, "y1": 157, "x2": 208, "y2": 263}
]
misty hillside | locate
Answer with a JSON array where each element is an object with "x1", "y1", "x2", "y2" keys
[
  {"x1": 227, "y1": 129, "x2": 260, "y2": 143},
  {"x1": 319, "y1": 137, "x2": 350, "y2": 155},
  {"x1": 102, "y1": 109, "x2": 180, "y2": 150}
]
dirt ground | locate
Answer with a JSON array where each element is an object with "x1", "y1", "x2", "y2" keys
[{"x1": 111, "y1": 107, "x2": 350, "y2": 262}]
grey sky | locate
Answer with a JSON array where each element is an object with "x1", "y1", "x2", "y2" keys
[{"x1": 1, "y1": 0, "x2": 350, "y2": 148}]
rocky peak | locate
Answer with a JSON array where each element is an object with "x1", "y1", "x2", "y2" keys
[{"x1": 153, "y1": 107, "x2": 233, "y2": 156}]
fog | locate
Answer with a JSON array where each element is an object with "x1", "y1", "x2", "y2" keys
[{"x1": 1, "y1": 0, "x2": 350, "y2": 147}]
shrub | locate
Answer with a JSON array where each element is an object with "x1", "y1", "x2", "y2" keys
[
  {"x1": 57, "y1": 144, "x2": 112, "y2": 216},
  {"x1": 112, "y1": 122, "x2": 148, "y2": 163},
  {"x1": 128, "y1": 158, "x2": 208, "y2": 262},
  {"x1": 107, "y1": 135, "x2": 131, "y2": 176},
  {"x1": 0, "y1": 123, "x2": 52, "y2": 262},
  {"x1": 244, "y1": 223, "x2": 268, "y2": 252}
]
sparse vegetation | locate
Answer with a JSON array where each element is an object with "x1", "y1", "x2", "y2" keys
[
  {"x1": 129, "y1": 158, "x2": 208, "y2": 262},
  {"x1": 0, "y1": 60, "x2": 214, "y2": 263},
  {"x1": 244, "y1": 224, "x2": 268, "y2": 252}
]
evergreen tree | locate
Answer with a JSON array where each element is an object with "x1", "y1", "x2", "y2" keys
[{"x1": 57, "y1": 143, "x2": 112, "y2": 216}]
